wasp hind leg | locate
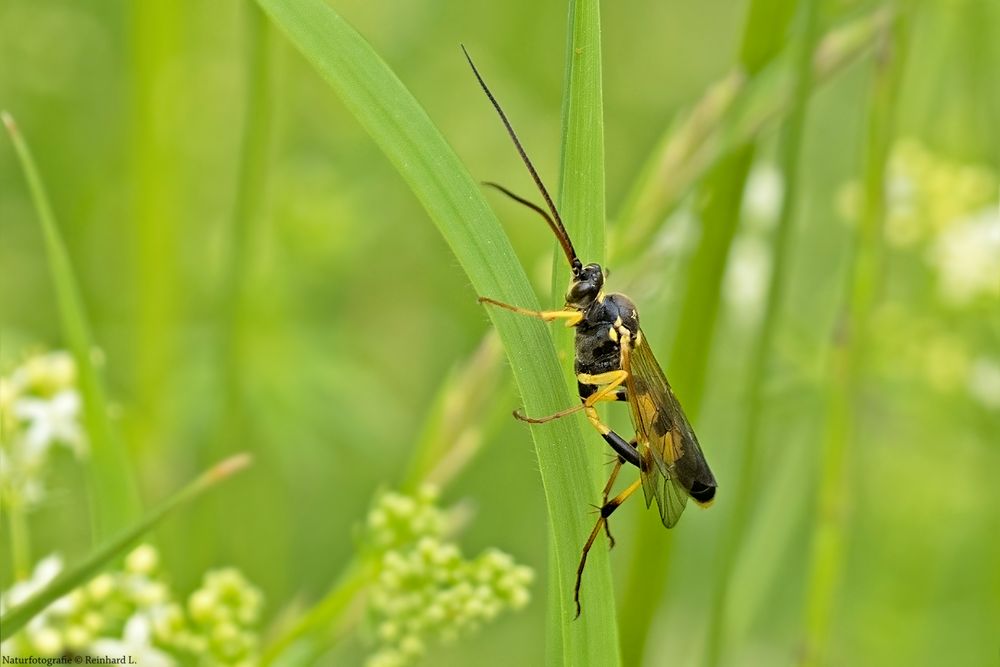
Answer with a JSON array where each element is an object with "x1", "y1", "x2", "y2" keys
[
  {"x1": 599, "y1": 458, "x2": 623, "y2": 547},
  {"x1": 599, "y1": 438, "x2": 638, "y2": 547},
  {"x1": 575, "y1": 479, "x2": 642, "y2": 618}
]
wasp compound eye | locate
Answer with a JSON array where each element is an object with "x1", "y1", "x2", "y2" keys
[{"x1": 566, "y1": 279, "x2": 598, "y2": 306}]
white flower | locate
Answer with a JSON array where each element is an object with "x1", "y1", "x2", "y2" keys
[
  {"x1": 928, "y1": 206, "x2": 1000, "y2": 305},
  {"x1": 90, "y1": 615, "x2": 175, "y2": 667},
  {"x1": 743, "y1": 164, "x2": 784, "y2": 226},
  {"x1": 0, "y1": 554, "x2": 64, "y2": 613},
  {"x1": 29, "y1": 625, "x2": 63, "y2": 656},
  {"x1": 9, "y1": 351, "x2": 76, "y2": 395},
  {"x1": 14, "y1": 389, "x2": 87, "y2": 458},
  {"x1": 723, "y1": 235, "x2": 772, "y2": 327},
  {"x1": 125, "y1": 544, "x2": 159, "y2": 576},
  {"x1": 0, "y1": 377, "x2": 15, "y2": 413},
  {"x1": 968, "y1": 358, "x2": 1000, "y2": 410}
]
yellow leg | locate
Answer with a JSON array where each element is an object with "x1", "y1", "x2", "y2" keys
[
  {"x1": 515, "y1": 370, "x2": 628, "y2": 424},
  {"x1": 582, "y1": 405, "x2": 641, "y2": 470},
  {"x1": 478, "y1": 297, "x2": 583, "y2": 327},
  {"x1": 575, "y1": 479, "x2": 642, "y2": 618}
]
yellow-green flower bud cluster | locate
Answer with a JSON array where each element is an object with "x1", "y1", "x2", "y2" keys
[
  {"x1": 366, "y1": 485, "x2": 447, "y2": 552},
  {"x1": 837, "y1": 139, "x2": 997, "y2": 249},
  {"x1": 363, "y1": 487, "x2": 534, "y2": 667},
  {"x1": 836, "y1": 140, "x2": 1000, "y2": 307},
  {"x1": 184, "y1": 568, "x2": 264, "y2": 665}
]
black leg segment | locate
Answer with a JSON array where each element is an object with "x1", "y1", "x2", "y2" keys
[{"x1": 601, "y1": 429, "x2": 640, "y2": 468}]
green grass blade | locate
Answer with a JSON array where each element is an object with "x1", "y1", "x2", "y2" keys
[
  {"x1": 259, "y1": 559, "x2": 374, "y2": 666},
  {"x1": 132, "y1": 2, "x2": 180, "y2": 445},
  {"x1": 801, "y1": 10, "x2": 911, "y2": 665},
  {"x1": 0, "y1": 454, "x2": 252, "y2": 641},
  {"x1": 550, "y1": 1, "x2": 616, "y2": 662},
  {"x1": 218, "y1": 4, "x2": 273, "y2": 430},
  {"x1": 702, "y1": 1, "x2": 822, "y2": 664},
  {"x1": 255, "y1": 1, "x2": 620, "y2": 663},
  {"x1": 2, "y1": 112, "x2": 141, "y2": 541},
  {"x1": 188, "y1": 2, "x2": 276, "y2": 573},
  {"x1": 617, "y1": 1, "x2": 799, "y2": 662},
  {"x1": 401, "y1": 332, "x2": 508, "y2": 491},
  {"x1": 558, "y1": 0, "x2": 606, "y2": 267}
]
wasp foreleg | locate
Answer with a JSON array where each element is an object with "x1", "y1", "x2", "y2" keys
[{"x1": 478, "y1": 297, "x2": 583, "y2": 327}]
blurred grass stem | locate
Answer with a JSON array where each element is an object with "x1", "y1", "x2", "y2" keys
[
  {"x1": 3, "y1": 111, "x2": 141, "y2": 541},
  {"x1": 617, "y1": 1, "x2": 798, "y2": 661},
  {"x1": 260, "y1": 560, "x2": 375, "y2": 665},
  {"x1": 702, "y1": 1, "x2": 820, "y2": 665},
  {"x1": 613, "y1": 7, "x2": 893, "y2": 264},
  {"x1": 132, "y1": 2, "x2": 180, "y2": 449},
  {"x1": 801, "y1": 10, "x2": 910, "y2": 666},
  {"x1": 7, "y1": 500, "x2": 31, "y2": 581},
  {"x1": 219, "y1": 4, "x2": 273, "y2": 421}
]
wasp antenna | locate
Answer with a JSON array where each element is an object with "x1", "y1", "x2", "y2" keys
[
  {"x1": 482, "y1": 181, "x2": 563, "y2": 236},
  {"x1": 462, "y1": 45, "x2": 581, "y2": 273}
]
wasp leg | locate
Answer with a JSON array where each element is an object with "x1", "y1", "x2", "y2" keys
[
  {"x1": 575, "y1": 479, "x2": 642, "y2": 618},
  {"x1": 478, "y1": 297, "x2": 583, "y2": 327},
  {"x1": 582, "y1": 406, "x2": 640, "y2": 468},
  {"x1": 518, "y1": 372, "x2": 639, "y2": 467},
  {"x1": 600, "y1": 458, "x2": 624, "y2": 547},
  {"x1": 581, "y1": 382, "x2": 626, "y2": 403},
  {"x1": 516, "y1": 370, "x2": 628, "y2": 424},
  {"x1": 599, "y1": 438, "x2": 638, "y2": 547}
]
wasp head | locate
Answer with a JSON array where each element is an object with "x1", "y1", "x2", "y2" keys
[{"x1": 566, "y1": 263, "x2": 604, "y2": 308}]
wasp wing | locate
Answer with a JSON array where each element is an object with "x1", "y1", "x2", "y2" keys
[{"x1": 622, "y1": 330, "x2": 717, "y2": 528}]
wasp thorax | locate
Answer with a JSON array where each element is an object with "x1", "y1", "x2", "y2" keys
[{"x1": 565, "y1": 263, "x2": 604, "y2": 308}]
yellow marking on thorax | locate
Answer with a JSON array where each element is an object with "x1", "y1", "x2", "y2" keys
[{"x1": 608, "y1": 327, "x2": 618, "y2": 342}]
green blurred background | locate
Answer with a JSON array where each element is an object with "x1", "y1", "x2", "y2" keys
[{"x1": 2, "y1": 0, "x2": 998, "y2": 665}]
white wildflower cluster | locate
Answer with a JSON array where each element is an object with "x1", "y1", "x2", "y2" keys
[
  {"x1": 0, "y1": 544, "x2": 264, "y2": 666},
  {"x1": 834, "y1": 142, "x2": 999, "y2": 412},
  {"x1": 0, "y1": 351, "x2": 86, "y2": 508},
  {"x1": 363, "y1": 487, "x2": 534, "y2": 667},
  {"x1": 835, "y1": 139, "x2": 999, "y2": 305}
]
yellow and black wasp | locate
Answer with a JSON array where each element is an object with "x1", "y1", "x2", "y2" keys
[{"x1": 463, "y1": 48, "x2": 717, "y2": 616}]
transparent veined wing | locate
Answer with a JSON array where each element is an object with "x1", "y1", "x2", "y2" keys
[{"x1": 622, "y1": 330, "x2": 717, "y2": 528}]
